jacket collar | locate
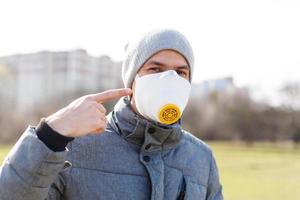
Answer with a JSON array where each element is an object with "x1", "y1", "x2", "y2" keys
[{"x1": 107, "y1": 97, "x2": 182, "y2": 152}]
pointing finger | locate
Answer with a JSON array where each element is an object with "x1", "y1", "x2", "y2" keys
[{"x1": 87, "y1": 88, "x2": 132, "y2": 103}]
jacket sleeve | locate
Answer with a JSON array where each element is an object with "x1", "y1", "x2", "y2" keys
[
  {"x1": 206, "y1": 152, "x2": 223, "y2": 200},
  {"x1": 0, "y1": 126, "x2": 68, "y2": 200}
]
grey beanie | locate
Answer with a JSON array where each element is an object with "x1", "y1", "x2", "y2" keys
[{"x1": 122, "y1": 29, "x2": 194, "y2": 88}]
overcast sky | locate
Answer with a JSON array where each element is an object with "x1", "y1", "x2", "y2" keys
[{"x1": 0, "y1": 0, "x2": 299, "y2": 104}]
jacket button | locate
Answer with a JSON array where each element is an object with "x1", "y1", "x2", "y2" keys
[
  {"x1": 143, "y1": 155, "x2": 150, "y2": 162},
  {"x1": 148, "y1": 127, "x2": 156, "y2": 134},
  {"x1": 63, "y1": 161, "x2": 72, "y2": 169},
  {"x1": 145, "y1": 144, "x2": 151, "y2": 150}
]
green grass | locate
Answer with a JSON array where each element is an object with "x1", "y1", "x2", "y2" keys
[
  {"x1": 208, "y1": 142, "x2": 300, "y2": 200},
  {"x1": 0, "y1": 145, "x2": 11, "y2": 164},
  {"x1": 1, "y1": 142, "x2": 300, "y2": 200}
]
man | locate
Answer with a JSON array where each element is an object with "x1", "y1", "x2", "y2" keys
[{"x1": 0, "y1": 29, "x2": 223, "y2": 200}]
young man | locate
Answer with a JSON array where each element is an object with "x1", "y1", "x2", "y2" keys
[{"x1": 0, "y1": 29, "x2": 223, "y2": 200}]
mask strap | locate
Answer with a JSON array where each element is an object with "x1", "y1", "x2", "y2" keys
[{"x1": 129, "y1": 74, "x2": 140, "y2": 101}]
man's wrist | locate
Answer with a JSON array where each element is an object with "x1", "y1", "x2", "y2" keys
[{"x1": 36, "y1": 118, "x2": 74, "y2": 152}]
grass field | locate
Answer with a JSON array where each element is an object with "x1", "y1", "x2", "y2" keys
[
  {"x1": 0, "y1": 145, "x2": 11, "y2": 164},
  {"x1": 1, "y1": 142, "x2": 300, "y2": 200},
  {"x1": 209, "y1": 142, "x2": 300, "y2": 200}
]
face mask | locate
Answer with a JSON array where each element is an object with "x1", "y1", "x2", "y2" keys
[{"x1": 133, "y1": 70, "x2": 191, "y2": 125}]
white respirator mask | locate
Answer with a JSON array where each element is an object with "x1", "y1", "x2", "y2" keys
[{"x1": 133, "y1": 70, "x2": 191, "y2": 125}]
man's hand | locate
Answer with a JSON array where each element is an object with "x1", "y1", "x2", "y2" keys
[{"x1": 45, "y1": 88, "x2": 132, "y2": 138}]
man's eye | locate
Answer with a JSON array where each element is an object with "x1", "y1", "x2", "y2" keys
[
  {"x1": 177, "y1": 71, "x2": 188, "y2": 77},
  {"x1": 148, "y1": 67, "x2": 160, "y2": 72}
]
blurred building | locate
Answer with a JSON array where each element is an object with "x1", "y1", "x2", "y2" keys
[
  {"x1": 0, "y1": 49, "x2": 122, "y2": 113},
  {"x1": 191, "y1": 77, "x2": 234, "y2": 96},
  {"x1": 191, "y1": 76, "x2": 249, "y2": 98}
]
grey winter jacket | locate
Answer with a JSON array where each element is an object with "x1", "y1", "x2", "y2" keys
[{"x1": 0, "y1": 97, "x2": 223, "y2": 200}]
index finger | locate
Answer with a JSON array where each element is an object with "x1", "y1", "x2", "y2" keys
[{"x1": 87, "y1": 88, "x2": 132, "y2": 103}]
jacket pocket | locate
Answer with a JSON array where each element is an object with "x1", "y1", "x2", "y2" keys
[{"x1": 182, "y1": 176, "x2": 207, "y2": 200}]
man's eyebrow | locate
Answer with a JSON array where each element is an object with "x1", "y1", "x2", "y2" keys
[
  {"x1": 147, "y1": 61, "x2": 189, "y2": 69},
  {"x1": 175, "y1": 65, "x2": 189, "y2": 70},
  {"x1": 146, "y1": 60, "x2": 165, "y2": 67}
]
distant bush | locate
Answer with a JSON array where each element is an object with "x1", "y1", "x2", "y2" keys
[{"x1": 183, "y1": 88, "x2": 300, "y2": 144}]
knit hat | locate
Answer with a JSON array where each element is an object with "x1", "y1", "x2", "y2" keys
[{"x1": 122, "y1": 29, "x2": 194, "y2": 88}]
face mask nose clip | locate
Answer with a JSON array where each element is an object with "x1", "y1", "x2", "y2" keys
[{"x1": 157, "y1": 70, "x2": 180, "y2": 79}]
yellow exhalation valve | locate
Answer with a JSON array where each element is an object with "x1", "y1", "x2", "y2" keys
[{"x1": 158, "y1": 104, "x2": 181, "y2": 125}]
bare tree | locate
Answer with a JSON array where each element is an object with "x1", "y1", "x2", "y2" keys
[
  {"x1": 279, "y1": 82, "x2": 300, "y2": 145},
  {"x1": 280, "y1": 81, "x2": 300, "y2": 110}
]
